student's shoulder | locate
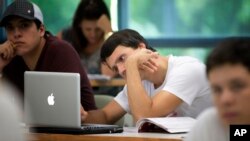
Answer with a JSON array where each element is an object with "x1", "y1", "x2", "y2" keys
[
  {"x1": 168, "y1": 55, "x2": 205, "y2": 77},
  {"x1": 169, "y1": 55, "x2": 205, "y2": 75},
  {"x1": 184, "y1": 107, "x2": 227, "y2": 141},
  {"x1": 44, "y1": 36, "x2": 79, "y2": 61},
  {"x1": 57, "y1": 27, "x2": 73, "y2": 40},
  {"x1": 169, "y1": 55, "x2": 203, "y2": 66},
  {"x1": 195, "y1": 107, "x2": 218, "y2": 126},
  {"x1": 46, "y1": 34, "x2": 75, "y2": 52}
]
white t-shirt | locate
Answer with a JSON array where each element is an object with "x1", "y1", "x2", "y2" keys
[
  {"x1": 114, "y1": 55, "x2": 212, "y2": 118},
  {"x1": 184, "y1": 107, "x2": 229, "y2": 141}
]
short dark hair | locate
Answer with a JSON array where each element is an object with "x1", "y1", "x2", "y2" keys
[
  {"x1": 206, "y1": 37, "x2": 250, "y2": 75},
  {"x1": 100, "y1": 29, "x2": 156, "y2": 63},
  {"x1": 34, "y1": 19, "x2": 42, "y2": 29}
]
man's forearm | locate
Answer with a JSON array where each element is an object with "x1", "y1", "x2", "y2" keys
[
  {"x1": 83, "y1": 109, "x2": 110, "y2": 124},
  {"x1": 125, "y1": 60, "x2": 153, "y2": 121}
]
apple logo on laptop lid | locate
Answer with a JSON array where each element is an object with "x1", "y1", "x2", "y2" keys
[{"x1": 47, "y1": 93, "x2": 55, "y2": 106}]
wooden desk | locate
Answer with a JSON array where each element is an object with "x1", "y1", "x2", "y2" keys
[
  {"x1": 90, "y1": 78, "x2": 126, "y2": 87},
  {"x1": 28, "y1": 132, "x2": 183, "y2": 141}
]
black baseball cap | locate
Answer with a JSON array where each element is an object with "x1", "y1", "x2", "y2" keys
[{"x1": 0, "y1": 0, "x2": 43, "y2": 27}]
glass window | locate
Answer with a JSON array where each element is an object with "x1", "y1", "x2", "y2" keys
[
  {"x1": 118, "y1": 0, "x2": 250, "y2": 61},
  {"x1": 0, "y1": 0, "x2": 11, "y2": 43},
  {"x1": 32, "y1": 0, "x2": 81, "y2": 34},
  {"x1": 126, "y1": 0, "x2": 250, "y2": 38}
]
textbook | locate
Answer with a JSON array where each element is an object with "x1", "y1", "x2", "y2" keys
[{"x1": 136, "y1": 117, "x2": 196, "y2": 133}]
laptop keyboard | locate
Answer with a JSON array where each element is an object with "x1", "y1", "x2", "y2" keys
[
  {"x1": 29, "y1": 124, "x2": 123, "y2": 134},
  {"x1": 81, "y1": 124, "x2": 119, "y2": 130},
  {"x1": 80, "y1": 124, "x2": 123, "y2": 133}
]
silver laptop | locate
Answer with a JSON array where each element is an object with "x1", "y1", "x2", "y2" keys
[
  {"x1": 24, "y1": 71, "x2": 123, "y2": 134},
  {"x1": 24, "y1": 71, "x2": 81, "y2": 128}
]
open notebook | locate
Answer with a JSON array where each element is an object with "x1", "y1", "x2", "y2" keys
[
  {"x1": 136, "y1": 117, "x2": 196, "y2": 133},
  {"x1": 24, "y1": 71, "x2": 123, "y2": 134}
]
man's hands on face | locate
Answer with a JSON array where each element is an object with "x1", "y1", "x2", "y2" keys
[
  {"x1": 0, "y1": 41, "x2": 16, "y2": 71},
  {"x1": 0, "y1": 41, "x2": 16, "y2": 59},
  {"x1": 126, "y1": 48, "x2": 159, "y2": 73}
]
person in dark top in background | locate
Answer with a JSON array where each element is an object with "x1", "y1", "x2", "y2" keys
[
  {"x1": 57, "y1": 0, "x2": 121, "y2": 96},
  {"x1": 0, "y1": 0, "x2": 96, "y2": 111}
]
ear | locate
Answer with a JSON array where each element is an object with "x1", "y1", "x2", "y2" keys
[
  {"x1": 39, "y1": 24, "x2": 46, "y2": 37},
  {"x1": 138, "y1": 42, "x2": 146, "y2": 49}
]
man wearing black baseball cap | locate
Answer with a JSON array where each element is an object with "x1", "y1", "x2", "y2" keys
[{"x1": 0, "y1": 0, "x2": 97, "y2": 113}]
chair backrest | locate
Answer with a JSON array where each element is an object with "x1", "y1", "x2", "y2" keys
[{"x1": 94, "y1": 94, "x2": 124, "y2": 126}]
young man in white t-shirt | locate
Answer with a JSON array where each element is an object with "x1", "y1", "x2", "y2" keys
[
  {"x1": 81, "y1": 29, "x2": 212, "y2": 124},
  {"x1": 184, "y1": 38, "x2": 250, "y2": 141}
]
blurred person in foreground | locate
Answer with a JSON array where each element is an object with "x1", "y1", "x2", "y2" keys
[
  {"x1": 0, "y1": 80, "x2": 25, "y2": 141},
  {"x1": 185, "y1": 37, "x2": 250, "y2": 141}
]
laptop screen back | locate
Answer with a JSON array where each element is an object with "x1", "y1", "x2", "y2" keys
[{"x1": 24, "y1": 71, "x2": 81, "y2": 128}]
